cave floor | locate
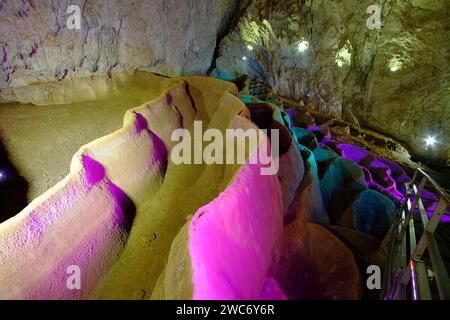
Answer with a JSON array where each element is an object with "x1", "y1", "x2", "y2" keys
[{"x1": 0, "y1": 84, "x2": 175, "y2": 202}]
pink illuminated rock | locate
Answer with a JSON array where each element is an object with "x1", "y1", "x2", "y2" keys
[
  {"x1": 151, "y1": 126, "x2": 285, "y2": 299},
  {"x1": 188, "y1": 153, "x2": 283, "y2": 300},
  {"x1": 258, "y1": 277, "x2": 287, "y2": 300}
]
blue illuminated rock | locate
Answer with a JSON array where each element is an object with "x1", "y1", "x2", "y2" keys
[
  {"x1": 320, "y1": 157, "x2": 367, "y2": 223},
  {"x1": 352, "y1": 190, "x2": 396, "y2": 239}
]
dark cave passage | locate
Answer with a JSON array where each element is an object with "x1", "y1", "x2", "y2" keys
[{"x1": 0, "y1": 135, "x2": 28, "y2": 223}]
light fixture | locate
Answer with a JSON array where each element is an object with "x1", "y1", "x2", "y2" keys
[
  {"x1": 388, "y1": 57, "x2": 402, "y2": 72},
  {"x1": 0, "y1": 171, "x2": 4, "y2": 181},
  {"x1": 335, "y1": 41, "x2": 352, "y2": 67},
  {"x1": 242, "y1": 56, "x2": 247, "y2": 61},
  {"x1": 425, "y1": 136, "x2": 436, "y2": 147},
  {"x1": 297, "y1": 40, "x2": 309, "y2": 52},
  {"x1": 247, "y1": 45, "x2": 253, "y2": 51}
]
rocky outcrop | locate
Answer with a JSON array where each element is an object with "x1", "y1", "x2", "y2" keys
[
  {"x1": 352, "y1": 190, "x2": 396, "y2": 238},
  {"x1": 275, "y1": 217, "x2": 361, "y2": 299},
  {"x1": 0, "y1": 73, "x2": 367, "y2": 300},
  {"x1": 0, "y1": 75, "x2": 193, "y2": 299},
  {"x1": 0, "y1": 0, "x2": 238, "y2": 90},
  {"x1": 0, "y1": 73, "x2": 293, "y2": 300},
  {"x1": 213, "y1": 0, "x2": 450, "y2": 163}
]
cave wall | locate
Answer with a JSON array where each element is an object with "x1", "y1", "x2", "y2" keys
[
  {"x1": 1, "y1": 0, "x2": 447, "y2": 163},
  {"x1": 0, "y1": 0, "x2": 238, "y2": 88},
  {"x1": 213, "y1": 0, "x2": 449, "y2": 163}
]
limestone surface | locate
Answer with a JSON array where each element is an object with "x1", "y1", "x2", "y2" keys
[
  {"x1": 214, "y1": 0, "x2": 450, "y2": 163},
  {"x1": 0, "y1": 0, "x2": 238, "y2": 90}
]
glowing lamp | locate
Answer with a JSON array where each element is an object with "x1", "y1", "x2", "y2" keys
[
  {"x1": 388, "y1": 58, "x2": 402, "y2": 72},
  {"x1": 297, "y1": 40, "x2": 309, "y2": 52},
  {"x1": 335, "y1": 41, "x2": 352, "y2": 67},
  {"x1": 425, "y1": 136, "x2": 436, "y2": 147},
  {"x1": 247, "y1": 45, "x2": 253, "y2": 51},
  {"x1": 242, "y1": 56, "x2": 247, "y2": 61}
]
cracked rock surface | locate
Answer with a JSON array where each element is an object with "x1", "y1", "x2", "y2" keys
[{"x1": 0, "y1": 0, "x2": 237, "y2": 88}]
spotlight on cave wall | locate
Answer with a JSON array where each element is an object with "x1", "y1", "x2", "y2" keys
[
  {"x1": 297, "y1": 39, "x2": 309, "y2": 52},
  {"x1": 390, "y1": 65, "x2": 400, "y2": 72},
  {"x1": 247, "y1": 45, "x2": 254, "y2": 51},
  {"x1": 388, "y1": 57, "x2": 402, "y2": 72},
  {"x1": 336, "y1": 41, "x2": 352, "y2": 67},
  {"x1": 425, "y1": 136, "x2": 437, "y2": 147},
  {"x1": 242, "y1": 56, "x2": 247, "y2": 61}
]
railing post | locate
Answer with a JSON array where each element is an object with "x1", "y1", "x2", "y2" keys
[
  {"x1": 399, "y1": 177, "x2": 426, "y2": 241},
  {"x1": 425, "y1": 231, "x2": 450, "y2": 299},
  {"x1": 412, "y1": 259, "x2": 432, "y2": 300},
  {"x1": 413, "y1": 197, "x2": 447, "y2": 260}
]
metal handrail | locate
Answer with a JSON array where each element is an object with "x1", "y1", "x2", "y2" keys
[
  {"x1": 385, "y1": 168, "x2": 450, "y2": 300},
  {"x1": 417, "y1": 168, "x2": 449, "y2": 204}
]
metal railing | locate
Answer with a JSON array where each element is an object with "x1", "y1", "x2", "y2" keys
[{"x1": 383, "y1": 168, "x2": 450, "y2": 300}]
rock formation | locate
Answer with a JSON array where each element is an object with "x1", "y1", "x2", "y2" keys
[
  {"x1": 0, "y1": 0, "x2": 448, "y2": 301},
  {"x1": 0, "y1": 0, "x2": 238, "y2": 89},
  {"x1": 0, "y1": 73, "x2": 361, "y2": 299},
  {"x1": 213, "y1": 0, "x2": 450, "y2": 164}
]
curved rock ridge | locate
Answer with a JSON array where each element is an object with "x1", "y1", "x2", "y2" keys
[
  {"x1": 0, "y1": 76, "x2": 193, "y2": 299},
  {"x1": 0, "y1": 74, "x2": 296, "y2": 300},
  {"x1": 152, "y1": 99, "x2": 364, "y2": 300},
  {"x1": 153, "y1": 103, "x2": 302, "y2": 300}
]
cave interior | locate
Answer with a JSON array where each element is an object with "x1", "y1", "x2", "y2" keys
[{"x1": 0, "y1": 0, "x2": 449, "y2": 301}]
